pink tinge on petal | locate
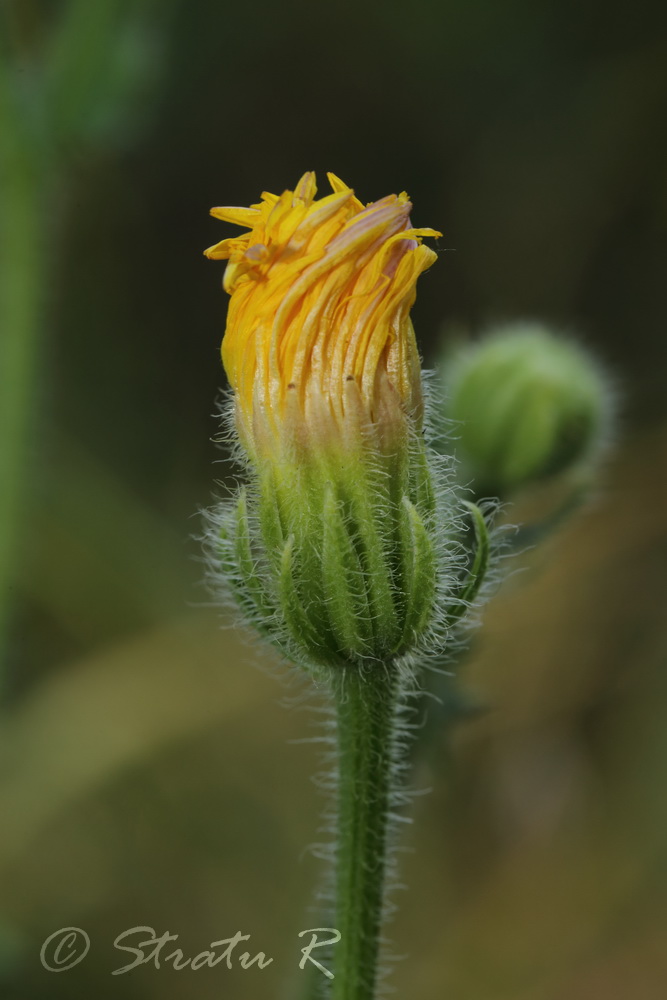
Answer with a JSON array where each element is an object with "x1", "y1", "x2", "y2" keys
[
  {"x1": 244, "y1": 243, "x2": 269, "y2": 262},
  {"x1": 382, "y1": 238, "x2": 416, "y2": 281},
  {"x1": 290, "y1": 190, "x2": 354, "y2": 245},
  {"x1": 293, "y1": 171, "x2": 318, "y2": 204},
  {"x1": 326, "y1": 199, "x2": 412, "y2": 259}
]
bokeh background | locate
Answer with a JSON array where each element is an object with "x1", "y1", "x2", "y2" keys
[{"x1": 1, "y1": 1, "x2": 667, "y2": 998}]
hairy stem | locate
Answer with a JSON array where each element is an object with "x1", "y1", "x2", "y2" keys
[{"x1": 331, "y1": 664, "x2": 400, "y2": 1000}]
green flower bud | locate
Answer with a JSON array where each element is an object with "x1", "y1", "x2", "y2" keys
[
  {"x1": 441, "y1": 323, "x2": 613, "y2": 498},
  {"x1": 211, "y1": 385, "x2": 492, "y2": 672},
  {"x1": 217, "y1": 423, "x2": 443, "y2": 669}
]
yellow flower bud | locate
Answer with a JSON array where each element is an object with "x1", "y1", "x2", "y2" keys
[
  {"x1": 204, "y1": 171, "x2": 441, "y2": 463},
  {"x1": 204, "y1": 173, "x2": 490, "y2": 670}
]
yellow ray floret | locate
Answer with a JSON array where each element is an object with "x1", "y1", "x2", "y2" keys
[{"x1": 204, "y1": 171, "x2": 442, "y2": 458}]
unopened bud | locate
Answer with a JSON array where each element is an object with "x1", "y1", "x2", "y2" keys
[{"x1": 441, "y1": 323, "x2": 613, "y2": 498}]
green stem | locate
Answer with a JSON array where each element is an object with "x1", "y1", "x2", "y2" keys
[
  {"x1": 0, "y1": 55, "x2": 48, "y2": 668},
  {"x1": 331, "y1": 664, "x2": 400, "y2": 1000}
]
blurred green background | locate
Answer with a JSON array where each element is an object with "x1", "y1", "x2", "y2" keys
[{"x1": 1, "y1": 1, "x2": 667, "y2": 997}]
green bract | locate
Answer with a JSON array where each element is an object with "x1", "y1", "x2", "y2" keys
[{"x1": 215, "y1": 408, "x2": 489, "y2": 672}]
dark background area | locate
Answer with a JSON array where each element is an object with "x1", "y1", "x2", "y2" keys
[{"x1": 1, "y1": 1, "x2": 667, "y2": 997}]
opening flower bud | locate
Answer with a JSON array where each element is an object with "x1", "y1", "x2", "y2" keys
[{"x1": 206, "y1": 173, "x2": 479, "y2": 669}]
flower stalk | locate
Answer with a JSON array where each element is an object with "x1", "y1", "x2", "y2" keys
[
  {"x1": 204, "y1": 172, "x2": 493, "y2": 999},
  {"x1": 330, "y1": 665, "x2": 400, "y2": 1000}
]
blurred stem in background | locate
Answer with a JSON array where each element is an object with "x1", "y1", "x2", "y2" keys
[
  {"x1": 0, "y1": 49, "x2": 47, "y2": 670},
  {"x1": 0, "y1": 0, "x2": 171, "y2": 679}
]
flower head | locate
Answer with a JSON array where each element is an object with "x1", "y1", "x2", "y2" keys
[
  {"x1": 203, "y1": 173, "x2": 484, "y2": 671},
  {"x1": 205, "y1": 171, "x2": 440, "y2": 462}
]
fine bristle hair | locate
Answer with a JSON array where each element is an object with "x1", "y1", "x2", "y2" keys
[{"x1": 199, "y1": 371, "x2": 507, "y2": 995}]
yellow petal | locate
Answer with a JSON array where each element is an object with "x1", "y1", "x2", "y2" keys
[
  {"x1": 293, "y1": 171, "x2": 317, "y2": 204},
  {"x1": 327, "y1": 172, "x2": 364, "y2": 211},
  {"x1": 209, "y1": 206, "x2": 262, "y2": 227},
  {"x1": 205, "y1": 172, "x2": 441, "y2": 460},
  {"x1": 203, "y1": 235, "x2": 250, "y2": 260}
]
